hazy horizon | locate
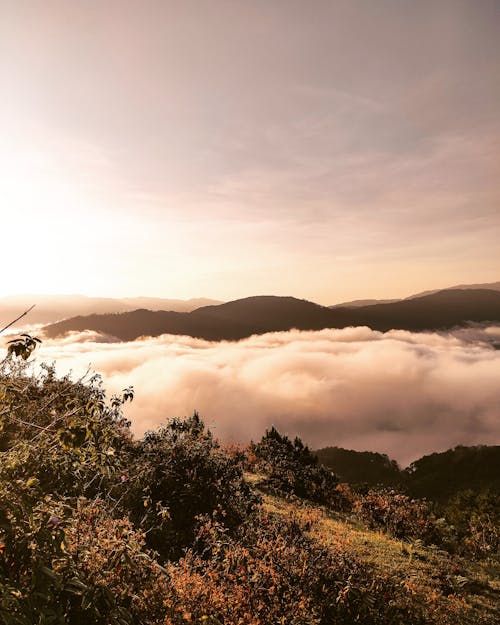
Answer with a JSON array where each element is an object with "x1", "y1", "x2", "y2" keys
[{"x1": 1, "y1": 275, "x2": 500, "y2": 308}]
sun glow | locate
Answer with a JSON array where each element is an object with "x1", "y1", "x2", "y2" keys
[
  {"x1": 0, "y1": 136, "x2": 105, "y2": 295},
  {"x1": 0, "y1": 132, "x2": 193, "y2": 299}
]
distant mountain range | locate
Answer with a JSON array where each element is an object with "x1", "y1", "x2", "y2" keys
[
  {"x1": 331, "y1": 280, "x2": 500, "y2": 308},
  {"x1": 42, "y1": 287, "x2": 500, "y2": 341},
  {"x1": 0, "y1": 295, "x2": 222, "y2": 328}
]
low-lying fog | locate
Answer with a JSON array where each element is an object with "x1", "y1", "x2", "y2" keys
[{"x1": 20, "y1": 325, "x2": 500, "y2": 466}]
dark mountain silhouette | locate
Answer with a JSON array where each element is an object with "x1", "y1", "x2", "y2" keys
[
  {"x1": 0, "y1": 295, "x2": 222, "y2": 327},
  {"x1": 191, "y1": 296, "x2": 338, "y2": 332},
  {"x1": 407, "y1": 280, "x2": 500, "y2": 300},
  {"x1": 334, "y1": 288, "x2": 500, "y2": 332},
  {"x1": 316, "y1": 444, "x2": 500, "y2": 501},
  {"x1": 43, "y1": 289, "x2": 500, "y2": 341},
  {"x1": 315, "y1": 447, "x2": 403, "y2": 487},
  {"x1": 42, "y1": 296, "x2": 340, "y2": 341},
  {"x1": 405, "y1": 445, "x2": 500, "y2": 502}
]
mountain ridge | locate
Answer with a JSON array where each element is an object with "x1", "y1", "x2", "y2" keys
[{"x1": 42, "y1": 288, "x2": 500, "y2": 341}]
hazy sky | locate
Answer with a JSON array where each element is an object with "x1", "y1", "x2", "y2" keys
[{"x1": 1, "y1": 0, "x2": 499, "y2": 304}]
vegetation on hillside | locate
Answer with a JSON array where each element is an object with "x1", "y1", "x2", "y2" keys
[{"x1": 0, "y1": 335, "x2": 498, "y2": 624}]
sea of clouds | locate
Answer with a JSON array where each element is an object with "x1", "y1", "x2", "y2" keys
[{"x1": 15, "y1": 325, "x2": 500, "y2": 466}]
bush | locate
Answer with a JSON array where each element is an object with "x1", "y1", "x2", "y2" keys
[
  {"x1": 119, "y1": 412, "x2": 257, "y2": 560},
  {"x1": 354, "y1": 487, "x2": 500, "y2": 560},
  {"x1": 354, "y1": 489, "x2": 442, "y2": 544},
  {"x1": 0, "y1": 362, "x2": 133, "y2": 501},
  {"x1": 0, "y1": 482, "x2": 167, "y2": 625}
]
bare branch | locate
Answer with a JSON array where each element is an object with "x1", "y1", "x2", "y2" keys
[{"x1": 0, "y1": 305, "x2": 36, "y2": 336}]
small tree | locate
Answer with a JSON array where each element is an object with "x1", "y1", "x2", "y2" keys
[{"x1": 252, "y1": 427, "x2": 343, "y2": 507}]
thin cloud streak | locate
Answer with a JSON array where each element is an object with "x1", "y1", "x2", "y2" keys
[{"x1": 30, "y1": 326, "x2": 500, "y2": 466}]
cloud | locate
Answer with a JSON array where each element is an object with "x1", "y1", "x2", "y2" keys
[{"x1": 26, "y1": 326, "x2": 500, "y2": 466}]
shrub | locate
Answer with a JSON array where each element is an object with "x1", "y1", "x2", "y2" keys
[
  {"x1": 0, "y1": 362, "x2": 133, "y2": 501},
  {"x1": 354, "y1": 488, "x2": 500, "y2": 560},
  {"x1": 0, "y1": 483, "x2": 167, "y2": 625},
  {"x1": 354, "y1": 489, "x2": 442, "y2": 544},
  {"x1": 119, "y1": 412, "x2": 257, "y2": 560},
  {"x1": 61, "y1": 500, "x2": 168, "y2": 624}
]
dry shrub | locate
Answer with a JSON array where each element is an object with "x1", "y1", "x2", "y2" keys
[{"x1": 354, "y1": 489, "x2": 441, "y2": 543}]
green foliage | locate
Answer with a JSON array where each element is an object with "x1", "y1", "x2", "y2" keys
[
  {"x1": 0, "y1": 484, "x2": 166, "y2": 624},
  {"x1": 0, "y1": 362, "x2": 133, "y2": 498},
  {"x1": 251, "y1": 427, "x2": 345, "y2": 508}
]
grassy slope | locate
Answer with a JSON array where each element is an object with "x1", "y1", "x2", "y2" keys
[{"x1": 246, "y1": 473, "x2": 499, "y2": 625}]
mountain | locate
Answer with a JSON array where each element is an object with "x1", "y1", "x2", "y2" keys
[
  {"x1": 330, "y1": 280, "x2": 500, "y2": 308},
  {"x1": 314, "y1": 447, "x2": 403, "y2": 487},
  {"x1": 334, "y1": 288, "x2": 500, "y2": 332},
  {"x1": 43, "y1": 296, "x2": 339, "y2": 341},
  {"x1": 0, "y1": 294, "x2": 222, "y2": 328},
  {"x1": 407, "y1": 280, "x2": 500, "y2": 300},
  {"x1": 191, "y1": 296, "x2": 338, "y2": 333},
  {"x1": 330, "y1": 298, "x2": 399, "y2": 308},
  {"x1": 43, "y1": 289, "x2": 500, "y2": 341}
]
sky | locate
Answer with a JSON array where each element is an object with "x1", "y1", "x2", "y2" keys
[{"x1": 1, "y1": 0, "x2": 499, "y2": 304}]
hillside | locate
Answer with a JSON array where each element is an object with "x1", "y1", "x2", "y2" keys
[
  {"x1": 408, "y1": 280, "x2": 500, "y2": 300},
  {"x1": 43, "y1": 289, "x2": 500, "y2": 340},
  {"x1": 43, "y1": 296, "x2": 340, "y2": 340},
  {"x1": 257, "y1": 489, "x2": 499, "y2": 625},
  {"x1": 406, "y1": 445, "x2": 500, "y2": 501},
  {"x1": 341, "y1": 288, "x2": 500, "y2": 332}
]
